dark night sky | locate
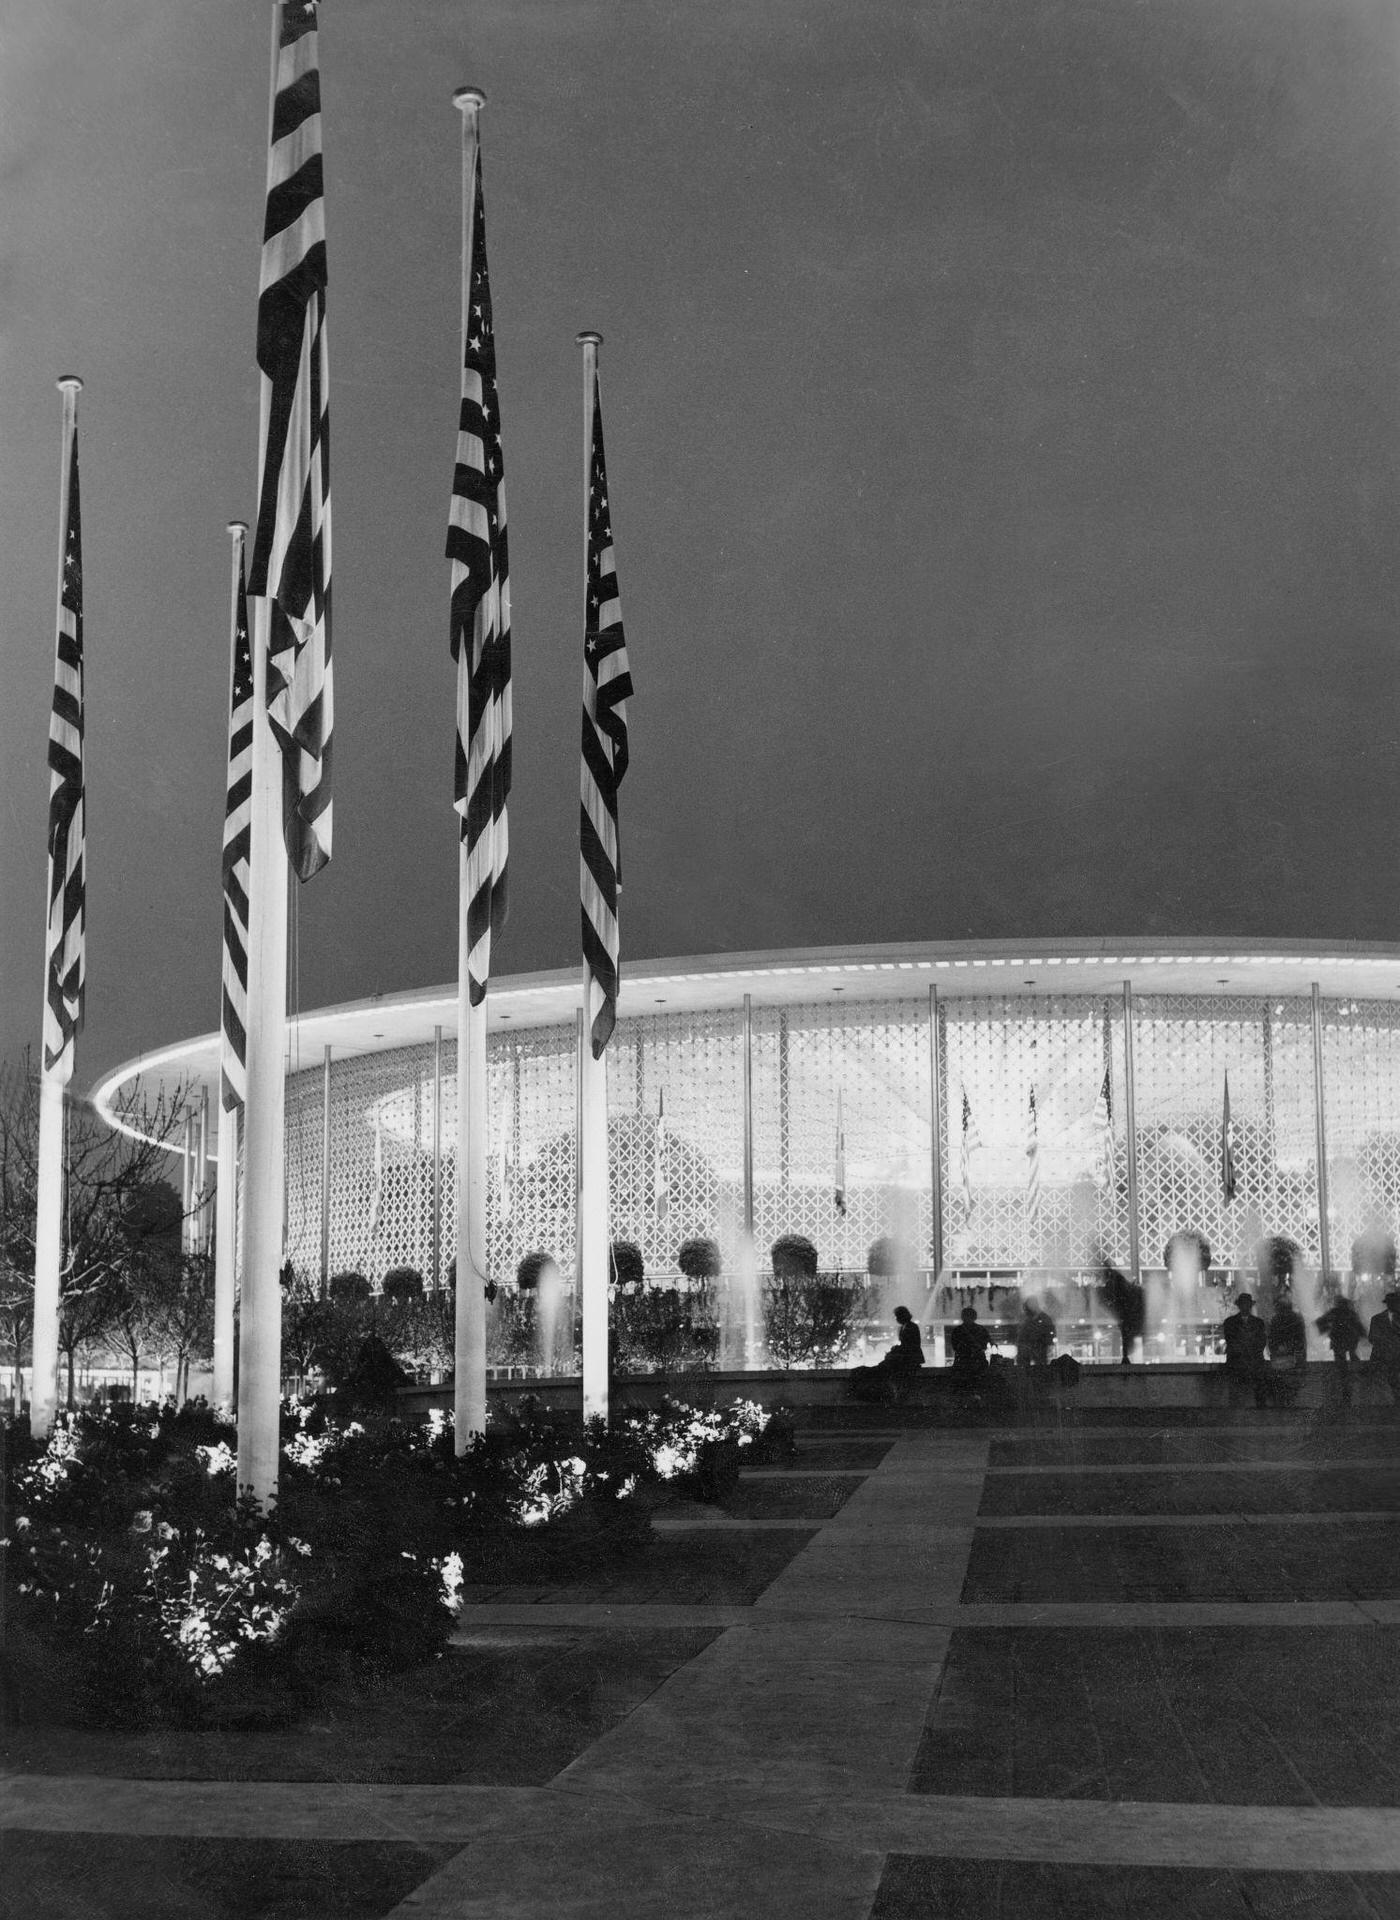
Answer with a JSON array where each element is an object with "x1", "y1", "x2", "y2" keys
[{"x1": 3, "y1": 0, "x2": 1399, "y2": 1089}]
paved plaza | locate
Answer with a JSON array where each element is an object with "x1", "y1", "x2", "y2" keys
[{"x1": 5, "y1": 1402, "x2": 1400, "y2": 1916}]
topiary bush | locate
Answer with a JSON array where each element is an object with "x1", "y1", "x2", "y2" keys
[
  {"x1": 677, "y1": 1236, "x2": 722, "y2": 1281},
  {"x1": 610, "y1": 1240, "x2": 645, "y2": 1290},
  {"x1": 867, "y1": 1235, "x2": 915, "y2": 1277},
  {"x1": 515, "y1": 1250, "x2": 557, "y2": 1292},
  {"x1": 329, "y1": 1271, "x2": 371, "y2": 1306},
  {"x1": 381, "y1": 1268, "x2": 424, "y2": 1303},
  {"x1": 770, "y1": 1234, "x2": 818, "y2": 1281}
]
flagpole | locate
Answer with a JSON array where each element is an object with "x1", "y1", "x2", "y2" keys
[
  {"x1": 212, "y1": 519, "x2": 247, "y2": 1415},
  {"x1": 236, "y1": 0, "x2": 292, "y2": 1505},
  {"x1": 31, "y1": 375, "x2": 84, "y2": 1439},
  {"x1": 452, "y1": 84, "x2": 490, "y2": 1447},
  {"x1": 1122, "y1": 980, "x2": 1141, "y2": 1286},
  {"x1": 577, "y1": 327, "x2": 611, "y2": 1424}
]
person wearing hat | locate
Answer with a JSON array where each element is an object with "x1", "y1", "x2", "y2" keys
[
  {"x1": 1367, "y1": 1288, "x2": 1400, "y2": 1405},
  {"x1": 1221, "y1": 1290, "x2": 1269, "y2": 1408},
  {"x1": 1316, "y1": 1287, "x2": 1367, "y2": 1409}
]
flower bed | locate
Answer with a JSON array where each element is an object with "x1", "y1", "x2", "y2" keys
[{"x1": 1, "y1": 1394, "x2": 778, "y2": 1728}]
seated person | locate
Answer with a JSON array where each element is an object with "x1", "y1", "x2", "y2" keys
[
  {"x1": 948, "y1": 1305, "x2": 992, "y2": 1391},
  {"x1": 849, "y1": 1306, "x2": 924, "y2": 1401}
]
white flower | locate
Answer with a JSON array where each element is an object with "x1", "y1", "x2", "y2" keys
[{"x1": 130, "y1": 1510, "x2": 154, "y2": 1535}]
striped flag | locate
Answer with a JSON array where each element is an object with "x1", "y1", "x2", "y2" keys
[
  {"x1": 367, "y1": 1108, "x2": 384, "y2": 1241},
  {"x1": 654, "y1": 1090, "x2": 669, "y2": 1223},
  {"x1": 44, "y1": 420, "x2": 85, "y2": 1082},
  {"x1": 220, "y1": 554, "x2": 253, "y2": 1113},
  {"x1": 1026, "y1": 1086, "x2": 1043, "y2": 1222},
  {"x1": 1090, "y1": 1066, "x2": 1115, "y2": 1189},
  {"x1": 446, "y1": 116, "x2": 511, "y2": 1004},
  {"x1": 249, "y1": 0, "x2": 333, "y2": 883},
  {"x1": 834, "y1": 1090, "x2": 847, "y2": 1217},
  {"x1": 497, "y1": 1127, "x2": 514, "y2": 1224},
  {"x1": 1220, "y1": 1072, "x2": 1237, "y2": 1203},
  {"x1": 580, "y1": 366, "x2": 633, "y2": 1058},
  {"x1": 959, "y1": 1086, "x2": 981, "y2": 1222}
]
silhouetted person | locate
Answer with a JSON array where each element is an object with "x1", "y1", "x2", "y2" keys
[
  {"x1": 1367, "y1": 1289, "x2": 1400, "y2": 1406},
  {"x1": 1015, "y1": 1295, "x2": 1055, "y2": 1372},
  {"x1": 1316, "y1": 1293, "x2": 1365, "y2": 1408},
  {"x1": 1222, "y1": 1292, "x2": 1269, "y2": 1409},
  {"x1": 948, "y1": 1305, "x2": 992, "y2": 1393},
  {"x1": 849, "y1": 1305, "x2": 924, "y2": 1403},
  {"x1": 1267, "y1": 1295, "x2": 1308, "y2": 1408},
  {"x1": 1097, "y1": 1257, "x2": 1145, "y2": 1366}
]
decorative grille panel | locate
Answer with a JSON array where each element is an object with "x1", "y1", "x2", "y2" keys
[
  {"x1": 1130, "y1": 995, "x2": 1319, "y2": 1270},
  {"x1": 939, "y1": 996, "x2": 1129, "y2": 1270},
  {"x1": 750, "y1": 998, "x2": 932, "y2": 1272},
  {"x1": 606, "y1": 1007, "x2": 746, "y2": 1276},
  {"x1": 1321, "y1": 999, "x2": 1400, "y2": 1267},
  {"x1": 477, "y1": 1022, "x2": 579, "y2": 1285}
]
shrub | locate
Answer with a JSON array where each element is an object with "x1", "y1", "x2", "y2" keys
[
  {"x1": 610, "y1": 1240, "x2": 645, "y2": 1290},
  {"x1": 381, "y1": 1268, "x2": 424, "y2": 1303},
  {"x1": 487, "y1": 1289, "x2": 539, "y2": 1368},
  {"x1": 867, "y1": 1235, "x2": 915, "y2": 1277},
  {"x1": 612, "y1": 1286, "x2": 719, "y2": 1375},
  {"x1": 677, "y1": 1236, "x2": 722, "y2": 1281},
  {"x1": 764, "y1": 1274, "x2": 870, "y2": 1368},
  {"x1": 770, "y1": 1234, "x2": 818, "y2": 1281},
  {"x1": 329, "y1": 1272, "x2": 371, "y2": 1305},
  {"x1": 516, "y1": 1250, "x2": 557, "y2": 1291}
]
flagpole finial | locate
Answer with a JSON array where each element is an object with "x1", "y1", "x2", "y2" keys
[
  {"x1": 56, "y1": 376, "x2": 83, "y2": 393},
  {"x1": 453, "y1": 86, "x2": 487, "y2": 115},
  {"x1": 227, "y1": 519, "x2": 248, "y2": 535},
  {"x1": 577, "y1": 330, "x2": 603, "y2": 348}
]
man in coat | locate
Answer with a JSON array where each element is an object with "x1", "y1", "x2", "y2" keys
[
  {"x1": 1221, "y1": 1291, "x2": 1269, "y2": 1408},
  {"x1": 1367, "y1": 1289, "x2": 1400, "y2": 1405}
]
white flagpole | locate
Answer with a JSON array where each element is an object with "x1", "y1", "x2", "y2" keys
[
  {"x1": 452, "y1": 84, "x2": 490, "y2": 1447},
  {"x1": 577, "y1": 329, "x2": 611, "y2": 1424},
  {"x1": 196, "y1": 1087, "x2": 210, "y2": 1256},
  {"x1": 31, "y1": 374, "x2": 84, "y2": 1440},
  {"x1": 236, "y1": 1, "x2": 291, "y2": 1505},
  {"x1": 212, "y1": 519, "x2": 247, "y2": 1415}
]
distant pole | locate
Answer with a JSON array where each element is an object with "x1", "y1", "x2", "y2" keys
[
  {"x1": 197, "y1": 1088, "x2": 211, "y2": 1254},
  {"x1": 181, "y1": 1113, "x2": 196, "y2": 1255},
  {"x1": 929, "y1": 986, "x2": 944, "y2": 1276},
  {"x1": 319, "y1": 1045, "x2": 332, "y2": 1293},
  {"x1": 212, "y1": 519, "x2": 247, "y2": 1415},
  {"x1": 452, "y1": 83, "x2": 491, "y2": 1446},
  {"x1": 742, "y1": 993, "x2": 755, "y2": 1239},
  {"x1": 577, "y1": 327, "x2": 611, "y2": 1424},
  {"x1": 1122, "y1": 981, "x2": 1141, "y2": 1286},
  {"x1": 1311, "y1": 982, "x2": 1332, "y2": 1281},
  {"x1": 31, "y1": 374, "x2": 85, "y2": 1440}
]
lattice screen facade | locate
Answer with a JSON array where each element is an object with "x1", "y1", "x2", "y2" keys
[
  {"x1": 278, "y1": 989, "x2": 1400, "y2": 1295},
  {"x1": 939, "y1": 996, "x2": 1129, "y2": 1270},
  {"x1": 1320, "y1": 999, "x2": 1400, "y2": 1266},
  {"x1": 751, "y1": 999, "x2": 932, "y2": 1271},
  {"x1": 1130, "y1": 995, "x2": 1319, "y2": 1271}
]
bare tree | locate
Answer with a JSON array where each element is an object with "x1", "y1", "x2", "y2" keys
[{"x1": 0, "y1": 1053, "x2": 192, "y2": 1409}]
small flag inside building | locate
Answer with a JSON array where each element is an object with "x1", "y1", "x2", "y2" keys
[
  {"x1": 834, "y1": 1090, "x2": 847, "y2": 1217},
  {"x1": 497, "y1": 1128, "x2": 514, "y2": 1224},
  {"x1": 447, "y1": 108, "x2": 511, "y2": 1004},
  {"x1": 1091, "y1": 1066, "x2": 1115, "y2": 1189},
  {"x1": 960, "y1": 1086, "x2": 980, "y2": 1221},
  {"x1": 1220, "y1": 1071, "x2": 1237, "y2": 1203},
  {"x1": 1026, "y1": 1086, "x2": 1043, "y2": 1221},
  {"x1": 580, "y1": 360, "x2": 633, "y2": 1057},
  {"x1": 220, "y1": 551, "x2": 252, "y2": 1114},
  {"x1": 249, "y1": 0, "x2": 333, "y2": 883},
  {"x1": 45, "y1": 415, "x2": 85, "y2": 1081},
  {"x1": 654, "y1": 1091, "x2": 669, "y2": 1223}
]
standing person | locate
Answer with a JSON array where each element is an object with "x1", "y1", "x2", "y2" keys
[
  {"x1": 1221, "y1": 1292, "x2": 1269, "y2": 1409},
  {"x1": 1097, "y1": 1254, "x2": 1146, "y2": 1367},
  {"x1": 1267, "y1": 1292, "x2": 1308, "y2": 1408},
  {"x1": 1015, "y1": 1294, "x2": 1055, "y2": 1378},
  {"x1": 1316, "y1": 1290, "x2": 1366, "y2": 1409},
  {"x1": 1367, "y1": 1289, "x2": 1400, "y2": 1406},
  {"x1": 948, "y1": 1304, "x2": 992, "y2": 1393}
]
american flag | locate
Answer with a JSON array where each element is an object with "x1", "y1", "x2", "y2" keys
[
  {"x1": 249, "y1": 0, "x2": 332, "y2": 883},
  {"x1": 1026, "y1": 1086, "x2": 1043, "y2": 1223},
  {"x1": 446, "y1": 117, "x2": 510, "y2": 1005},
  {"x1": 834, "y1": 1090, "x2": 847, "y2": 1217},
  {"x1": 220, "y1": 546, "x2": 252, "y2": 1113},
  {"x1": 1220, "y1": 1071, "x2": 1237, "y2": 1203},
  {"x1": 654, "y1": 1090, "x2": 670, "y2": 1223},
  {"x1": 44, "y1": 414, "x2": 85, "y2": 1082},
  {"x1": 580, "y1": 363, "x2": 633, "y2": 1057},
  {"x1": 959, "y1": 1086, "x2": 980, "y2": 1221},
  {"x1": 1090, "y1": 1066, "x2": 1115, "y2": 1189}
]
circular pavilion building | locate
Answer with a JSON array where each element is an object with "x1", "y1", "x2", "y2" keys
[{"x1": 95, "y1": 938, "x2": 1400, "y2": 1366}]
